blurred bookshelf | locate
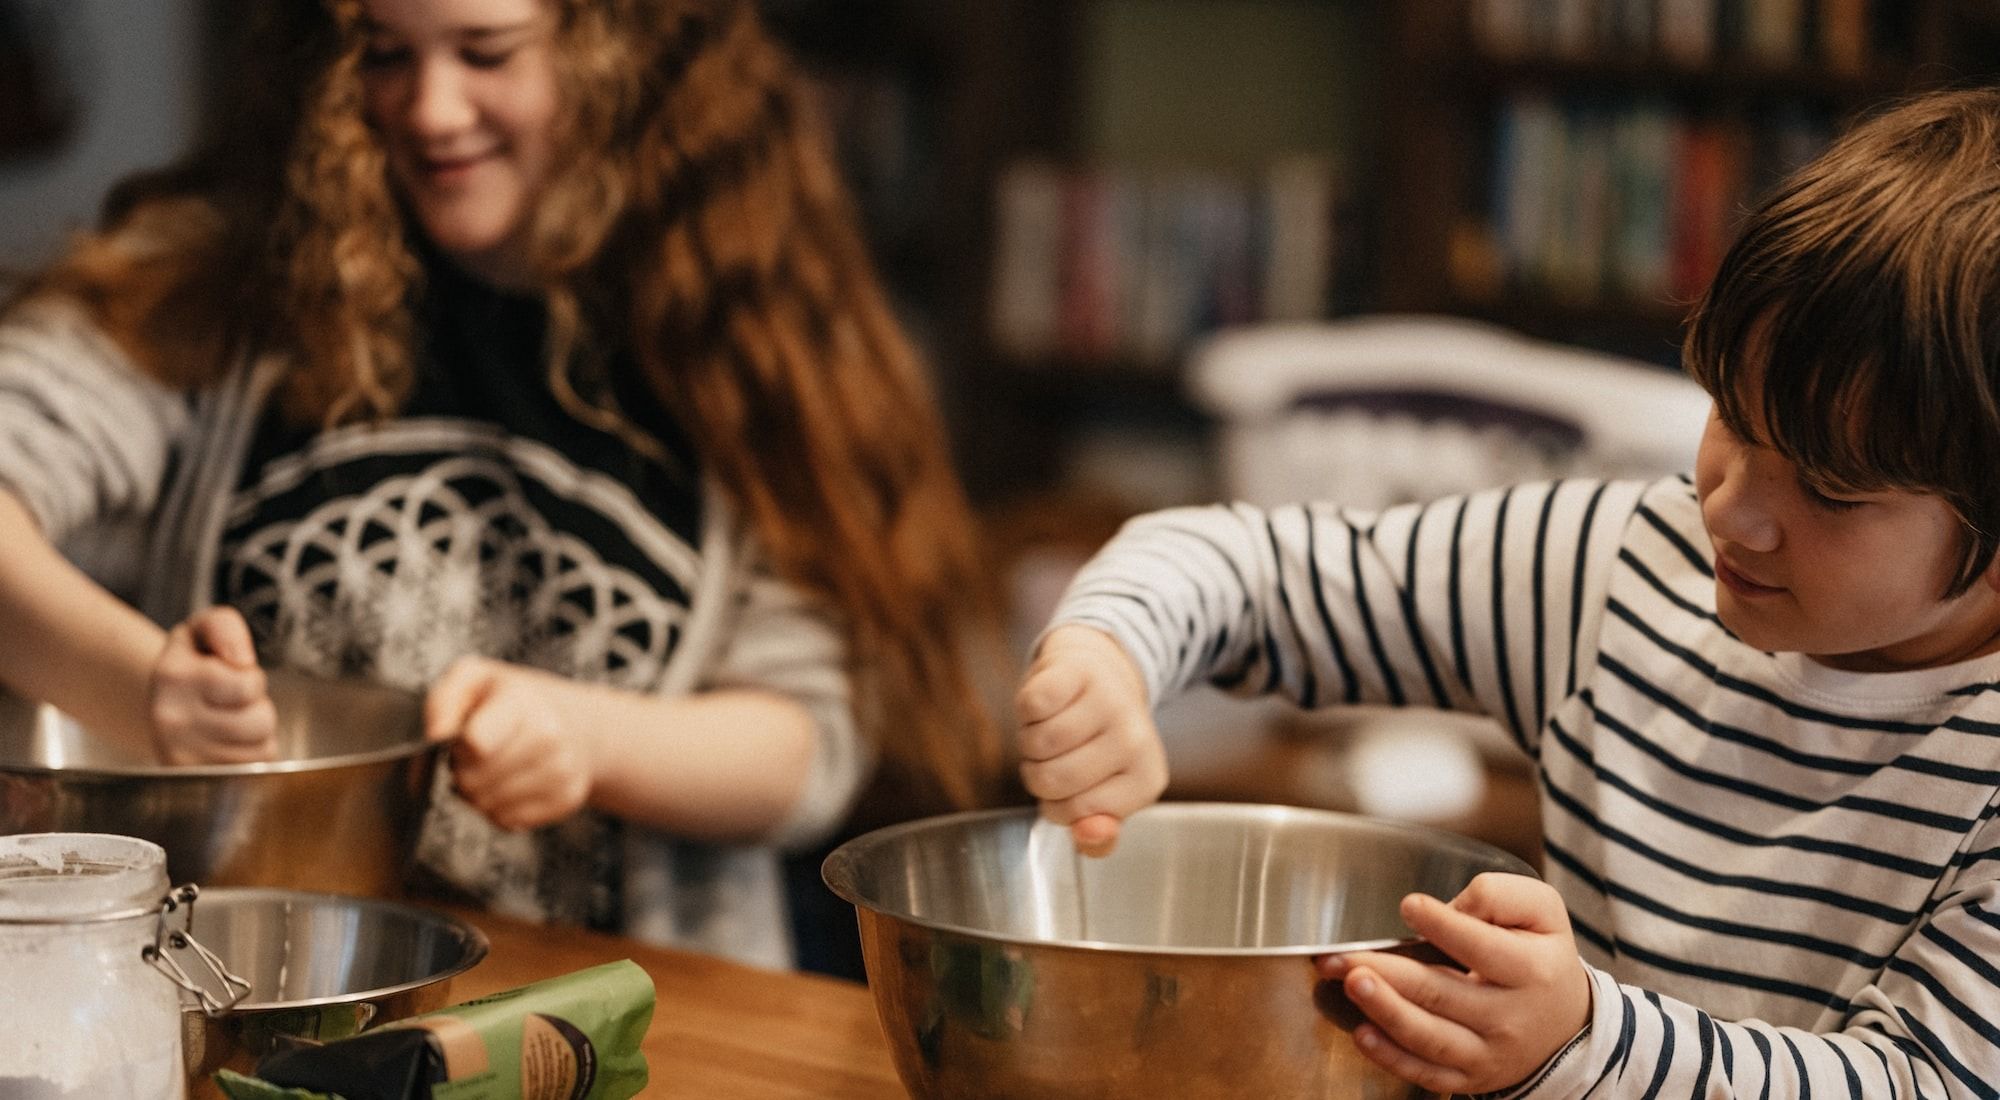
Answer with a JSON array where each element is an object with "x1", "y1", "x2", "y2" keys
[
  {"x1": 1380, "y1": 0, "x2": 1991, "y2": 365},
  {"x1": 770, "y1": 0, "x2": 1383, "y2": 507},
  {"x1": 768, "y1": 0, "x2": 2000, "y2": 507}
]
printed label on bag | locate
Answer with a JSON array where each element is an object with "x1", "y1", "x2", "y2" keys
[{"x1": 520, "y1": 1014, "x2": 596, "y2": 1100}]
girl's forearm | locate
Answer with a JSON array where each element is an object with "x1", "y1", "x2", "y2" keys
[
  {"x1": 577, "y1": 683, "x2": 820, "y2": 842},
  {"x1": 0, "y1": 488, "x2": 164, "y2": 755}
]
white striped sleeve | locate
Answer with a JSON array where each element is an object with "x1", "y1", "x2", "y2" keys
[
  {"x1": 1052, "y1": 479, "x2": 1647, "y2": 753},
  {"x1": 1512, "y1": 823, "x2": 2000, "y2": 1099},
  {"x1": 0, "y1": 299, "x2": 189, "y2": 541}
]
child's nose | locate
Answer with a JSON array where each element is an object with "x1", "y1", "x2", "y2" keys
[{"x1": 1700, "y1": 460, "x2": 1781, "y2": 554}]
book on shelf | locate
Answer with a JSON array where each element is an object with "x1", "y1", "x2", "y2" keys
[
  {"x1": 1744, "y1": 0, "x2": 1805, "y2": 65},
  {"x1": 1471, "y1": 0, "x2": 1900, "y2": 71},
  {"x1": 989, "y1": 158, "x2": 1340, "y2": 369},
  {"x1": 1610, "y1": 103, "x2": 1674, "y2": 301},
  {"x1": 1605, "y1": 0, "x2": 1659, "y2": 54},
  {"x1": 1059, "y1": 171, "x2": 1124, "y2": 363},
  {"x1": 1656, "y1": 0, "x2": 1717, "y2": 65},
  {"x1": 1553, "y1": 0, "x2": 1596, "y2": 57},
  {"x1": 1473, "y1": 0, "x2": 1534, "y2": 59},
  {"x1": 1819, "y1": 0, "x2": 1868, "y2": 73},
  {"x1": 990, "y1": 162, "x2": 1066, "y2": 362},
  {"x1": 1479, "y1": 92, "x2": 1832, "y2": 312},
  {"x1": 1668, "y1": 120, "x2": 1746, "y2": 302}
]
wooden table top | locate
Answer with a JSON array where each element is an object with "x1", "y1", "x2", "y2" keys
[{"x1": 445, "y1": 907, "x2": 908, "y2": 1099}]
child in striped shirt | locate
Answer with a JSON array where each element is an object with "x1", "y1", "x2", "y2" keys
[{"x1": 1016, "y1": 88, "x2": 2000, "y2": 1097}]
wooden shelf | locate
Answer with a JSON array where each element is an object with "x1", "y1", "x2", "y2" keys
[
  {"x1": 1463, "y1": 53, "x2": 1929, "y2": 104},
  {"x1": 1430, "y1": 287, "x2": 1689, "y2": 368},
  {"x1": 1451, "y1": 285, "x2": 1691, "y2": 331},
  {"x1": 990, "y1": 355, "x2": 1182, "y2": 391}
]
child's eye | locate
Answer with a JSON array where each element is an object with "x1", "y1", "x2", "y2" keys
[{"x1": 1801, "y1": 480, "x2": 1864, "y2": 512}]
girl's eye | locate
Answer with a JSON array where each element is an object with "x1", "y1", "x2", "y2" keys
[
  {"x1": 360, "y1": 43, "x2": 410, "y2": 69},
  {"x1": 462, "y1": 48, "x2": 514, "y2": 69}
]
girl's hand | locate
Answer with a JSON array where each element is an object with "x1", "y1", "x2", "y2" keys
[
  {"x1": 1013, "y1": 624, "x2": 1167, "y2": 857},
  {"x1": 1315, "y1": 872, "x2": 1592, "y2": 1095},
  {"x1": 148, "y1": 606, "x2": 277, "y2": 764},
  {"x1": 424, "y1": 656, "x2": 602, "y2": 833}
]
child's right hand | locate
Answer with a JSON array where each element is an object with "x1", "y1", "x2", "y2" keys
[
  {"x1": 147, "y1": 606, "x2": 278, "y2": 764},
  {"x1": 1014, "y1": 624, "x2": 1168, "y2": 857}
]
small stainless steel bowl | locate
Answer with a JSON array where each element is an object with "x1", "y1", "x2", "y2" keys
[
  {"x1": 179, "y1": 887, "x2": 489, "y2": 1098},
  {"x1": 823, "y1": 802, "x2": 1534, "y2": 1100},
  {"x1": 0, "y1": 669, "x2": 439, "y2": 896}
]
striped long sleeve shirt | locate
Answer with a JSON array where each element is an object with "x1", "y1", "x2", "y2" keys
[{"x1": 1052, "y1": 476, "x2": 2000, "y2": 1098}]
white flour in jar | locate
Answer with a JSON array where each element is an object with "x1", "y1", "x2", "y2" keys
[{"x1": 0, "y1": 836, "x2": 187, "y2": 1100}]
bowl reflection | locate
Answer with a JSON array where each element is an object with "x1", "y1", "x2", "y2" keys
[{"x1": 0, "y1": 670, "x2": 438, "y2": 896}]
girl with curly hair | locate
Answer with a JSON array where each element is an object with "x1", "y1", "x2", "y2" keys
[{"x1": 0, "y1": 0, "x2": 1002, "y2": 968}]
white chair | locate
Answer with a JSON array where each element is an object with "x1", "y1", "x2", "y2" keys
[
  {"x1": 1161, "y1": 314, "x2": 1710, "y2": 825},
  {"x1": 1189, "y1": 314, "x2": 1709, "y2": 508}
]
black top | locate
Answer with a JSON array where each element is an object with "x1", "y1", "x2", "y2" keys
[{"x1": 213, "y1": 253, "x2": 706, "y2": 929}]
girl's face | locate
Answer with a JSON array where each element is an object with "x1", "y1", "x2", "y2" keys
[
  {"x1": 1694, "y1": 404, "x2": 2000, "y2": 671},
  {"x1": 358, "y1": 0, "x2": 561, "y2": 287}
]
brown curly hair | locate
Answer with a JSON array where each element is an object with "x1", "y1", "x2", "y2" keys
[{"x1": 25, "y1": 0, "x2": 1004, "y2": 816}]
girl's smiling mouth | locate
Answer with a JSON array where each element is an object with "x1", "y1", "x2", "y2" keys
[{"x1": 415, "y1": 150, "x2": 496, "y2": 184}]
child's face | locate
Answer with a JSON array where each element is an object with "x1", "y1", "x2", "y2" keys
[
  {"x1": 358, "y1": 0, "x2": 561, "y2": 287},
  {"x1": 1694, "y1": 405, "x2": 2000, "y2": 671}
]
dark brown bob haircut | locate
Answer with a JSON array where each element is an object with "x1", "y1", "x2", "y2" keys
[{"x1": 1684, "y1": 87, "x2": 2000, "y2": 598}]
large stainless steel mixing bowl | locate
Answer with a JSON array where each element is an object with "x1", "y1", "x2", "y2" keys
[
  {"x1": 0, "y1": 670, "x2": 439, "y2": 896},
  {"x1": 823, "y1": 803, "x2": 1535, "y2": 1099},
  {"x1": 177, "y1": 887, "x2": 489, "y2": 1098}
]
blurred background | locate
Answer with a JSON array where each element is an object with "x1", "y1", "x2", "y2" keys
[{"x1": 9, "y1": 0, "x2": 2000, "y2": 870}]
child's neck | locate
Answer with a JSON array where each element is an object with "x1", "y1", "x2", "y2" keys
[{"x1": 1808, "y1": 615, "x2": 2000, "y2": 673}]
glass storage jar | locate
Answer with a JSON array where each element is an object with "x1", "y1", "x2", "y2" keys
[{"x1": 0, "y1": 833, "x2": 241, "y2": 1099}]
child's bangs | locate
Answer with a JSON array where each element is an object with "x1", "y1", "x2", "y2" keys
[{"x1": 1685, "y1": 236, "x2": 1949, "y2": 499}]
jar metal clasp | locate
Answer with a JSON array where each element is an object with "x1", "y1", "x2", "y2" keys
[{"x1": 142, "y1": 884, "x2": 251, "y2": 1016}]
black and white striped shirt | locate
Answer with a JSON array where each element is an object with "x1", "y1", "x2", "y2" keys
[{"x1": 1054, "y1": 476, "x2": 2000, "y2": 1097}]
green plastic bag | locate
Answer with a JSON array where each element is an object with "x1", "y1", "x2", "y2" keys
[{"x1": 216, "y1": 960, "x2": 654, "y2": 1100}]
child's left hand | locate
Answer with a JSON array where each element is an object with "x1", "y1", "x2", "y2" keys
[
  {"x1": 424, "y1": 657, "x2": 604, "y2": 833},
  {"x1": 1315, "y1": 872, "x2": 1591, "y2": 1095}
]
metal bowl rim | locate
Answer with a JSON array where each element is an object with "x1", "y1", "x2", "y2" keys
[
  {"x1": 188, "y1": 887, "x2": 490, "y2": 1012},
  {"x1": 0, "y1": 737, "x2": 442, "y2": 779},
  {"x1": 821, "y1": 802, "x2": 1535, "y2": 957}
]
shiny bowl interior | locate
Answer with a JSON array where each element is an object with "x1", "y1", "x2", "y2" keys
[
  {"x1": 824, "y1": 803, "x2": 1534, "y2": 1100},
  {"x1": 824, "y1": 802, "x2": 1533, "y2": 954},
  {"x1": 179, "y1": 887, "x2": 489, "y2": 1097},
  {"x1": 0, "y1": 670, "x2": 439, "y2": 895}
]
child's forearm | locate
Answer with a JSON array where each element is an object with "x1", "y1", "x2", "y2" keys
[
  {"x1": 0, "y1": 487, "x2": 165, "y2": 756},
  {"x1": 579, "y1": 684, "x2": 821, "y2": 843}
]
